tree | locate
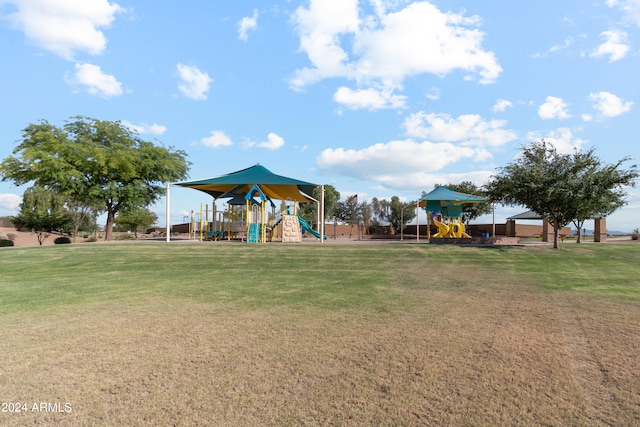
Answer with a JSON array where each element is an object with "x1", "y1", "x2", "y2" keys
[
  {"x1": 65, "y1": 198, "x2": 101, "y2": 241},
  {"x1": 335, "y1": 195, "x2": 365, "y2": 237},
  {"x1": 368, "y1": 196, "x2": 417, "y2": 234},
  {"x1": 569, "y1": 150, "x2": 638, "y2": 243},
  {"x1": 12, "y1": 186, "x2": 71, "y2": 245},
  {"x1": 0, "y1": 117, "x2": 190, "y2": 240},
  {"x1": 298, "y1": 184, "x2": 341, "y2": 223},
  {"x1": 439, "y1": 182, "x2": 491, "y2": 226},
  {"x1": 115, "y1": 206, "x2": 158, "y2": 238},
  {"x1": 387, "y1": 197, "x2": 416, "y2": 234},
  {"x1": 485, "y1": 140, "x2": 637, "y2": 249}
]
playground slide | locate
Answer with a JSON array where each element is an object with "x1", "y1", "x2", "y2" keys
[
  {"x1": 433, "y1": 219, "x2": 450, "y2": 238},
  {"x1": 432, "y1": 219, "x2": 471, "y2": 238},
  {"x1": 450, "y1": 222, "x2": 472, "y2": 238},
  {"x1": 297, "y1": 215, "x2": 327, "y2": 240}
]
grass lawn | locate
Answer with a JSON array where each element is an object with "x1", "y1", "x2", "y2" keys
[{"x1": 1, "y1": 242, "x2": 639, "y2": 425}]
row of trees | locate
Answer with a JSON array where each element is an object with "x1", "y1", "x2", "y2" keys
[
  {"x1": 1, "y1": 117, "x2": 636, "y2": 249},
  {"x1": 298, "y1": 141, "x2": 637, "y2": 250},
  {"x1": 298, "y1": 181, "x2": 491, "y2": 235},
  {"x1": 9, "y1": 185, "x2": 158, "y2": 244},
  {"x1": 0, "y1": 117, "x2": 189, "y2": 242},
  {"x1": 298, "y1": 186, "x2": 420, "y2": 235}
]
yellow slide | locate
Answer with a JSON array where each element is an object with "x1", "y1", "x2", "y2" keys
[
  {"x1": 432, "y1": 219, "x2": 450, "y2": 238},
  {"x1": 432, "y1": 219, "x2": 471, "y2": 238},
  {"x1": 450, "y1": 221, "x2": 471, "y2": 238}
]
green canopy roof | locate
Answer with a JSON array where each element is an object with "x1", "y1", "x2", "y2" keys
[
  {"x1": 174, "y1": 164, "x2": 318, "y2": 203},
  {"x1": 419, "y1": 186, "x2": 486, "y2": 212}
]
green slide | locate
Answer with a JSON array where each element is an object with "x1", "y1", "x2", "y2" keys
[{"x1": 297, "y1": 215, "x2": 326, "y2": 240}]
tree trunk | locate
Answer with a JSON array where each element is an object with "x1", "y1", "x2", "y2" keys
[
  {"x1": 104, "y1": 209, "x2": 115, "y2": 241},
  {"x1": 553, "y1": 226, "x2": 560, "y2": 249},
  {"x1": 574, "y1": 220, "x2": 584, "y2": 243}
]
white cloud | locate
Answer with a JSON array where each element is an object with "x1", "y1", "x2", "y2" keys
[
  {"x1": 606, "y1": 0, "x2": 640, "y2": 27},
  {"x1": 403, "y1": 112, "x2": 517, "y2": 149},
  {"x1": 290, "y1": 0, "x2": 501, "y2": 109},
  {"x1": 315, "y1": 108, "x2": 509, "y2": 190},
  {"x1": 527, "y1": 128, "x2": 585, "y2": 154},
  {"x1": 493, "y1": 99, "x2": 513, "y2": 113},
  {"x1": 257, "y1": 133, "x2": 285, "y2": 150},
  {"x1": 201, "y1": 131, "x2": 233, "y2": 148},
  {"x1": 67, "y1": 62, "x2": 122, "y2": 98},
  {"x1": 176, "y1": 64, "x2": 212, "y2": 100},
  {"x1": 590, "y1": 30, "x2": 629, "y2": 62},
  {"x1": 549, "y1": 37, "x2": 575, "y2": 53},
  {"x1": 588, "y1": 91, "x2": 633, "y2": 117},
  {"x1": 121, "y1": 120, "x2": 166, "y2": 135},
  {"x1": 318, "y1": 139, "x2": 475, "y2": 174},
  {"x1": 316, "y1": 139, "x2": 492, "y2": 191},
  {"x1": 333, "y1": 86, "x2": 406, "y2": 110},
  {"x1": 0, "y1": 193, "x2": 22, "y2": 210},
  {"x1": 538, "y1": 96, "x2": 571, "y2": 120},
  {"x1": 3, "y1": 0, "x2": 123, "y2": 60},
  {"x1": 238, "y1": 9, "x2": 258, "y2": 41}
]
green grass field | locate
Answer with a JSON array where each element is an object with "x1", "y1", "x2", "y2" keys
[{"x1": 1, "y1": 242, "x2": 639, "y2": 425}]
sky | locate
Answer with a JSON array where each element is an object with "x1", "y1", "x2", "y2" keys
[{"x1": 1, "y1": 0, "x2": 639, "y2": 232}]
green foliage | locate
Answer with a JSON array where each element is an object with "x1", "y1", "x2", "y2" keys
[
  {"x1": 370, "y1": 196, "x2": 417, "y2": 233},
  {"x1": 65, "y1": 199, "x2": 100, "y2": 238},
  {"x1": 485, "y1": 140, "x2": 638, "y2": 248},
  {"x1": 0, "y1": 116, "x2": 190, "y2": 241},
  {"x1": 298, "y1": 184, "x2": 341, "y2": 223},
  {"x1": 115, "y1": 206, "x2": 158, "y2": 238},
  {"x1": 335, "y1": 194, "x2": 363, "y2": 223},
  {"x1": 54, "y1": 236, "x2": 72, "y2": 244},
  {"x1": 12, "y1": 186, "x2": 72, "y2": 245},
  {"x1": 0, "y1": 239, "x2": 14, "y2": 247}
]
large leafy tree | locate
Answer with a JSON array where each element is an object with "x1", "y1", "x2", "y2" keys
[
  {"x1": 12, "y1": 186, "x2": 71, "y2": 245},
  {"x1": 485, "y1": 140, "x2": 637, "y2": 249},
  {"x1": 0, "y1": 117, "x2": 190, "y2": 240}
]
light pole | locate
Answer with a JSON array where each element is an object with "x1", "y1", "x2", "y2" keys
[{"x1": 400, "y1": 204, "x2": 415, "y2": 241}]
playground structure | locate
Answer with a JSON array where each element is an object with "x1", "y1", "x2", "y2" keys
[
  {"x1": 170, "y1": 164, "x2": 326, "y2": 243},
  {"x1": 419, "y1": 186, "x2": 486, "y2": 240}
]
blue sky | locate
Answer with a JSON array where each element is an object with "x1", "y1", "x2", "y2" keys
[{"x1": 1, "y1": 0, "x2": 639, "y2": 232}]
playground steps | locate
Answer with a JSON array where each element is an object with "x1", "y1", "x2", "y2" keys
[{"x1": 247, "y1": 223, "x2": 261, "y2": 243}]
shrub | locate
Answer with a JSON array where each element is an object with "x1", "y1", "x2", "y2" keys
[
  {"x1": 0, "y1": 239, "x2": 14, "y2": 247},
  {"x1": 7, "y1": 233, "x2": 17, "y2": 241},
  {"x1": 54, "y1": 236, "x2": 72, "y2": 245},
  {"x1": 632, "y1": 228, "x2": 639, "y2": 241}
]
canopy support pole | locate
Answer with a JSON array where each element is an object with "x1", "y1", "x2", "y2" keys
[
  {"x1": 416, "y1": 200, "x2": 420, "y2": 242},
  {"x1": 320, "y1": 185, "x2": 325, "y2": 244},
  {"x1": 165, "y1": 183, "x2": 171, "y2": 242}
]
